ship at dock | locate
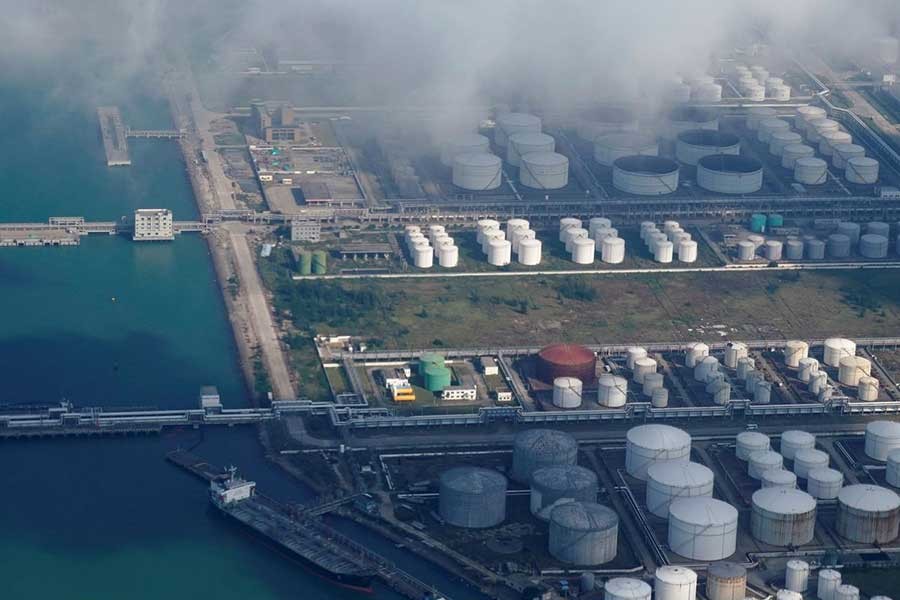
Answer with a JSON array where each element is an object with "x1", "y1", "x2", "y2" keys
[{"x1": 209, "y1": 468, "x2": 376, "y2": 592}]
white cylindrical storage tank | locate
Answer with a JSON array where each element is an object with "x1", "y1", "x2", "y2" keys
[
  {"x1": 706, "y1": 562, "x2": 746, "y2": 600},
  {"x1": 858, "y1": 375, "x2": 880, "y2": 402},
  {"x1": 737, "y1": 357, "x2": 755, "y2": 380},
  {"x1": 818, "y1": 569, "x2": 842, "y2": 600},
  {"x1": 836, "y1": 484, "x2": 900, "y2": 543},
  {"x1": 413, "y1": 245, "x2": 434, "y2": 268},
  {"x1": 745, "y1": 371, "x2": 764, "y2": 394},
  {"x1": 770, "y1": 131, "x2": 803, "y2": 156},
  {"x1": 677, "y1": 240, "x2": 698, "y2": 263},
  {"x1": 559, "y1": 217, "x2": 582, "y2": 234},
  {"x1": 625, "y1": 424, "x2": 691, "y2": 480},
  {"x1": 887, "y1": 449, "x2": 900, "y2": 487},
  {"x1": 453, "y1": 152, "x2": 502, "y2": 191},
  {"x1": 769, "y1": 84, "x2": 792, "y2": 101},
  {"x1": 749, "y1": 450, "x2": 784, "y2": 479},
  {"x1": 764, "y1": 240, "x2": 783, "y2": 261},
  {"x1": 785, "y1": 340, "x2": 810, "y2": 368},
  {"x1": 507, "y1": 132, "x2": 554, "y2": 167},
  {"x1": 476, "y1": 219, "x2": 500, "y2": 244},
  {"x1": 808, "y1": 118, "x2": 840, "y2": 143},
  {"x1": 553, "y1": 377, "x2": 583, "y2": 409},
  {"x1": 685, "y1": 342, "x2": 709, "y2": 368},
  {"x1": 794, "y1": 157, "x2": 828, "y2": 185},
  {"x1": 510, "y1": 227, "x2": 535, "y2": 254},
  {"x1": 754, "y1": 381, "x2": 772, "y2": 404},
  {"x1": 505, "y1": 217, "x2": 529, "y2": 237},
  {"x1": 758, "y1": 118, "x2": 791, "y2": 143},
  {"x1": 481, "y1": 229, "x2": 505, "y2": 254},
  {"x1": 750, "y1": 487, "x2": 817, "y2": 545},
  {"x1": 646, "y1": 461, "x2": 715, "y2": 518},
  {"x1": 651, "y1": 387, "x2": 669, "y2": 408},
  {"x1": 838, "y1": 221, "x2": 862, "y2": 244},
  {"x1": 827, "y1": 233, "x2": 851, "y2": 258},
  {"x1": 571, "y1": 237, "x2": 595, "y2": 265},
  {"x1": 512, "y1": 429, "x2": 578, "y2": 483},
  {"x1": 781, "y1": 430, "x2": 816, "y2": 460},
  {"x1": 832, "y1": 143, "x2": 866, "y2": 169},
  {"x1": 697, "y1": 155, "x2": 764, "y2": 194},
  {"x1": 737, "y1": 431, "x2": 770, "y2": 460},
  {"x1": 786, "y1": 559, "x2": 810, "y2": 593},
  {"x1": 594, "y1": 226, "x2": 619, "y2": 242},
  {"x1": 487, "y1": 239, "x2": 512, "y2": 266},
  {"x1": 597, "y1": 374, "x2": 628, "y2": 408},
  {"x1": 563, "y1": 226, "x2": 589, "y2": 250},
  {"x1": 632, "y1": 357, "x2": 657, "y2": 384},
  {"x1": 593, "y1": 133, "x2": 659, "y2": 167},
  {"x1": 796, "y1": 105, "x2": 828, "y2": 128},
  {"x1": 724, "y1": 342, "x2": 748, "y2": 369},
  {"x1": 694, "y1": 355, "x2": 720, "y2": 382},
  {"x1": 761, "y1": 468, "x2": 797, "y2": 490},
  {"x1": 520, "y1": 152, "x2": 569, "y2": 190},
  {"x1": 737, "y1": 240, "x2": 757, "y2": 261},
  {"x1": 654, "y1": 566, "x2": 698, "y2": 600},
  {"x1": 824, "y1": 337, "x2": 857, "y2": 367},
  {"x1": 612, "y1": 156, "x2": 680, "y2": 196},
  {"x1": 838, "y1": 355, "x2": 871, "y2": 386},
  {"x1": 517, "y1": 238, "x2": 542, "y2": 266},
  {"x1": 642, "y1": 372, "x2": 665, "y2": 397},
  {"x1": 654, "y1": 240, "x2": 674, "y2": 263},
  {"x1": 745, "y1": 85, "x2": 765, "y2": 101},
  {"x1": 530, "y1": 465, "x2": 598, "y2": 521},
  {"x1": 782, "y1": 143, "x2": 816, "y2": 169},
  {"x1": 675, "y1": 130, "x2": 741, "y2": 166},
  {"x1": 601, "y1": 237, "x2": 626, "y2": 264},
  {"x1": 794, "y1": 448, "x2": 829, "y2": 479},
  {"x1": 494, "y1": 112, "x2": 541, "y2": 147},
  {"x1": 438, "y1": 467, "x2": 507, "y2": 528},
  {"x1": 860, "y1": 233, "x2": 889, "y2": 258},
  {"x1": 835, "y1": 585, "x2": 860, "y2": 600},
  {"x1": 604, "y1": 578, "x2": 651, "y2": 600},
  {"x1": 668, "y1": 497, "x2": 738, "y2": 560},
  {"x1": 820, "y1": 130, "x2": 852, "y2": 156},
  {"x1": 589, "y1": 217, "x2": 613, "y2": 234},
  {"x1": 798, "y1": 357, "x2": 819, "y2": 382},
  {"x1": 747, "y1": 107, "x2": 777, "y2": 130},
  {"x1": 441, "y1": 133, "x2": 490, "y2": 167},
  {"x1": 438, "y1": 244, "x2": 459, "y2": 268},
  {"x1": 806, "y1": 238, "x2": 826, "y2": 259},
  {"x1": 808, "y1": 467, "x2": 844, "y2": 500},
  {"x1": 846, "y1": 156, "x2": 879, "y2": 184},
  {"x1": 626, "y1": 347, "x2": 647, "y2": 370},
  {"x1": 548, "y1": 502, "x2": 618, "y2": 565}
]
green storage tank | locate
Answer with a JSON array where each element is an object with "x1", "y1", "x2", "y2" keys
[
  {"x1": 418, "y1": 352, "x2": 445, "y2": 375},
  {"x1": 423, "y1": 364, "x2": 452, "y2": 392},
  {"x1": 312, "y1": 250, "x2": 328, "y2": 274},
  {"x1": 767, "y1": 213, "x2": 784, "y2": 228},
  {"x1": 750, "y1": 213, "x2": 767, "y2": 233},
  {"x1": 298, "y1": 251, "x2": 312, "y2": 275}
]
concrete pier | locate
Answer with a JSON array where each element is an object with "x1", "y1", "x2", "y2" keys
[{"x1": 97, "y1": 106, "x2": 131, "y2": 166}]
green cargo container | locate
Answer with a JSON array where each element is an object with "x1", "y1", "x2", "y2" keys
[
  {"x1": 423, "y1": 364, "x2": 452, "y2": 392},
  {"x1": 418, "y1": 352, "x2": 446, "y2": 375},
  {"x1": 750, "y1": 213, "x2": 767, "y2": 233},
  {"x1": 312, "y1": 250, "x2": 328, "y2": 274},
  {"x1": 767, "y1": 213, "x2": 784, "y2": 228},
  {"x1": 298, "y1": 251, "x2": 312, "y2": 275}
]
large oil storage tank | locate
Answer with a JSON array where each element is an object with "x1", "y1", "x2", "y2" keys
[
  {"x1": 836, "y1": 484, "x2": 900, "y2": 543},
  {"x1": 646, "y1": 461, "x2": 715, "y2": 518},
  {"x1": 654, "y1": 566, "x2": 698, "y2": 600},
  {"x1": 784, "y1": 340, "x2": 810, "y2": 368},
  {"x1": 668, "y1": 497, "x2": 738, "y2": 560},
  {"x1": 495, "y1": 112, "x2": 541, "y2": 147},
  {"x1": 846, "y1": 157, "x2": 879, "y2": 184},
  {"x1": 530, "y1": 465, "x2": 598, "y2": 520},
  {"x1": 669, "y1": 107, "x2": 719, "y2": 139},
  {"x1": 685, "y1": 342, "x2": 710, "y2": 368},
  {"x1": 512, "y1": 429, "x2": 579, "y2": 483},
  {"x1": 758, "y1": 118, "x2": 791, "y2": 143},
  {"x1": 548, "y1": 502, "x2": 618, "y2": 565},
  {"x1": 750, "y1": 487, "x2": 817, "y2": 546},
  {"x1": 552, "y1": 377, "x2": 584, "y2": 408},
  {"x1": 604, "y1": 578, "x2": 651, "y2": 600},
  {"x1": 697, "y1": 155, "x2": 763, "y2": 194},
  {"x1": 439, "y1": 467, "x2": 507, "y2": 528},
  {"x1": 824, "y1": 338, "x2": 857, "y2": 367},
  {"x1": 675, "y1": 130, "x2": 740, "y2": 165},
  {"x1": 820, "y1": 130, "x2": 853, "y2": 156},
  {"x1": 761, "y1": 469, "x2": 797, "y2": 490},
  {"x1": 747, "y1": 107, "x2": 778, "y2": 130},
  {"x1": 749, "y1": 450, "x2": 784, "y2": 479},
  {"x1": 597, "y1": 374, "x2": 628, "y2": 407},
  {"x1": 887, "y1": 449, "x2": 900, "y2": 487},
  {"x1": 838, "y1": 356, "x2": 871, "y2": 386},
  {"x1": 808, "y1": 118, "x2": 840, "y2": 143},
  {"x1": 782, "y1": 143, "x2": 816, "y2": 169},
  {"x1": 737, "y1": 431, "x2": 771, "y2": 460},
  {"x1": 537, "y1": 344, "x2": 596, "y2": 384},
  {"x1": 507, "y1": 132, "x2": 555, "y2": 166},
  {"x1": 725, "y1": 342, "x2": 748, "y2": 369},
  {"x1": 808, "y1": 467, "x2": 844, "y2": 500},
  {"x1": 441, "y1": 133, "x2": 490, "y2": 167},
  {"x1": 706, "y1": 562, "x2": 747, "y2": 600},
  {"x1": 781, "y1": 430, "x2": 816, "y2": 460},
  {"x1": 793, "y1": 448, "x2": 829, "y2": 479},
  {"x1": 612, "y1": 155, "x2": 680, "y2": 196},
  {"x1": 452, "y1": 152, "x2": 502, "y2": 191},
  {"x1": 594, "y1": 133, "x2": 659, "y2": 166},
  {"x1": 832, "y1": 143, "x2": 866, "y2": 169},
  {"x1": 626, "y1": 424, "x2": 692, "y2": 480},
  {"x1": 577, "y1": 107, "x2": 638, "y2": 142},
  {"x1": 796, "y1": 105, "x2": 827, "y2": 129},
  {"x1": 794, "y1": 157, "x2": 828, "y2": 185},
  {"x1": 520, "y1": 152, "x2": 569, "y2": 189},
  {"x1": 770, "y1": 131, "x2": 803, "y2": 156}
]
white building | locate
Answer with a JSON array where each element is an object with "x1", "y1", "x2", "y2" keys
[
  {"x1": 133, "y1": 208, "x2": 174, "y2": 241},
  {"x1": 291, "y1": 219, "x2": 321, "y2": 242},
  {"x1": 441, "y1": 386, "x2": 477, "y2": 401},
  {"x1": 479, "y1": 356, "x2": 499, "y2": 376}
]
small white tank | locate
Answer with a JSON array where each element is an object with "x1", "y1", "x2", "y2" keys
[
  {"x1": 588, "y1": 217, "x2": 613, "y2": 234},
  {"x1": 571, "y1": 237, "x2": 595, "y2": 265},
  {"x1": 827, "y1": 233, "x2": 851, "y2": 258},
  {"x1": 860, "y1": 233, "x2": 889, "y2": 258},
  {"x1": 760, "y1": 467, "x2": 797, "y2": 489},
  {"x1": 487, "y1": 239, "x2": 512, "y2": 266},
  {"x1": 633, "y1": 357, "x2": 658, "y2": 384},
  {"x1": 764, "y1": 240, "x2": 783, "y2": 261},
  {"x1": 481, "y1": 229, "x2": 505, "y2": 254},
  {"x1": 626, "y1": 347, "x2": 648, "y2": 370},
  {"x1": 517, "y1": 238, "x2": 542, "y2": 266},
  {"x1": 785, "y1": 559, "x2": 810, "y2": 593},
  {"x1": 413, "y1": 245, "x2": 434, "y2": 268},
  {"x1": 563, "y1": 227, "x2": 589, "y2": 251},
  {"x1": 838, "y1": 355, "x2": 871, "y2": 386},
  {"x1": 597, "y1": 374, "x2": 628, "y2": 407},
  {"x1": 819, "y1": 130, "x2": 852, "y2": 156},
  {"x1": 785, "y1": 238, "x2": 804, "y2": 260},
  {"x1": 817, "y1": 569, "x2": 841, "y2": 600},
  {"x1": 777, "y1": 591, "x2": 803, "y2": 600},
  {"x1": 770, "y1": 131, "x2": 803, "y2": 156},
  {"x1": 604, "y1": 578, "x2": 651, "y2": 600},
  {"x1": 807, "y1": 467, "x2": 844, "y2": 500},
  {"x1": 654, "y1": 240, "x2": 674, "y2": 263},
  {"x1": 724, "y1": 342, "x2": 748, "y2": 368},
  {"x1": 510, "y1": 228, "x2": 536, "y2": 254},
  {"x1": 642, "y1": 372, "x2": 665, "y2": 397},
  {"x1": 808, "y1": 118, "x2": 840, "y2": 143},
  {"x1": 685, "y1": 342, "x2": 709, "y2": 368},
  {"x1": 797, "y1": 357, "x2": 819, "y2": 382},
  {"x1": 846, "y1": 157, "x2": 879, "y2": 184},
  {"x1": 794, "y1": 157, "x2": 828, "y2": 185},
  {"x1": 796, "y1": 105, "x2": 827, "y2": 129},
  {"x1": 476, "y1": 219, "x2": 500, "y2": 244},
  {"x1": 769, "y1": 84, "x2": 792, "y2": 101},
  {"x1": 737, "y1": 240, "x2": 757, "y2": 261},
  {"x1": 438, "y1": 244, "x2": 459, "y2": 268},
  {"x1": 781, "y1": 430, "x2": 816, "y2": 460},
  {"x1": 858, "y1": 376, "x2": 880, "y2": 401},
  {"x1": 736, "y1": 431, "x2": 770, "y2": 460},
  {"x1": 793, "y1": 448, "x2": 829, "y2": 479},
  {"x1": 835, "y1": 585, "x2": 860, "y2": 600},
  {"x1": 601, "y1": 237, "x2": 626, "y2": 264},
  {"x1": 748, "y1": 450, "x2": 784, "y2": 479},
  {"x1": 559, "y1": 217, "x2": 582, "y2": 235},
  {"x1": 507, "y1": 132, "x2": 555, "y2": 167},
  {"x1": 651, "y1": 387, "x2": 669, "y2": 408},
  {"x1": 806, "y1": 238, "x2": 826, "y2": 259},
  {"x1": 678, "y1": 240, "x2": 698, "y2": 263},
  {"x1": 782, "y1": 144, "x2": 816, "y2": 169},
  {"x1": 745, "y1": 85, "x2": 765, "y2": 101},
  {"x1": 832, "y1": 143, "x2": 866, "y2": 169},
  {"x1": 553, "y1": 377, "x2": 584, "y2": 408},
  {"x1": 754, "y1": 381, "x2": 772, "y2": 404},
  {"x1": 758, "y1": 118, "x2": 791, "y2": 143}
]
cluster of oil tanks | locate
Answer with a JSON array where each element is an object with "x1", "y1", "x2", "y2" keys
[
  {"x1": 735, "y1": 219, "x2": 900, "y2": 262},
  {"x1": 404, "y1": 224, "x2": 458, "y2": 269},
  {"x1": 731, "y1": 63, "x2": 792, "y2": 102},
  {"x1": 475, "y1": 218, "x2": 538, "y2": 267},
  {"x1": 684, "y1": 342, "x2": 736, "y2": 405},
  {"x1": 640, "y1": 220, "x2": 698, "y2": 263},
  {"x1": 602, "y1": 564, "x2": 743, "y2": 600},
  {"x1": 295, "y1": 249, "x2": 327, "y2": 275}
]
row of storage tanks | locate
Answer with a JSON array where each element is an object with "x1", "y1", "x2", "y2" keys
[
  {"x1": 640, "y1": 220, "x2": 699, "y2": 264},
  {"x1": 748, "y1": 104, "x2": 880, "y2": 186},
  {"x1": 558, "y1": 217, "x2": 628, "y2": 265},
  {"x1": 404, "y1": 224, "x2": 459, "y2": 269},
  {"x1": 445, "y1": 113, "x2": 571, "y2": 191},
  {"x1": 731, "y1": 64, "x2": 792, "y2": 102},
  {"x1": 740, "y1": 218, "x2": 900, "y2": 262}
]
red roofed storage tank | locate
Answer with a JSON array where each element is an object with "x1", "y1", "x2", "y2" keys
[{"x1": 537, "y1": 344, "x2": 596, "y2": 384}]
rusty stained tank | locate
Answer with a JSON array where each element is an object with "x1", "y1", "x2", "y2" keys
[{"x1": 537, "y1": 343, "x2": 597, "y2": 384}]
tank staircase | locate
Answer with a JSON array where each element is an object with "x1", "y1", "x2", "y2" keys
[{"x1": 166, "y1": 450, "x2": 452, "y2": 600}]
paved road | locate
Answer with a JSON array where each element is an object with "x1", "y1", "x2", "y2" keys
[{"x1": 229, "y1": 229, "x2": 295, "y2": 400}]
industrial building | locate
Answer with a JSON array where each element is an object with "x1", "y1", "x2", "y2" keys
[{"x1": 132, "y1": 209, "x2": 174, "y2": 241}]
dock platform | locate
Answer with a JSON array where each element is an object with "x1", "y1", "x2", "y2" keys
[{"x1": 97, "y1": 106, "x2": 131, "y2": 166}]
